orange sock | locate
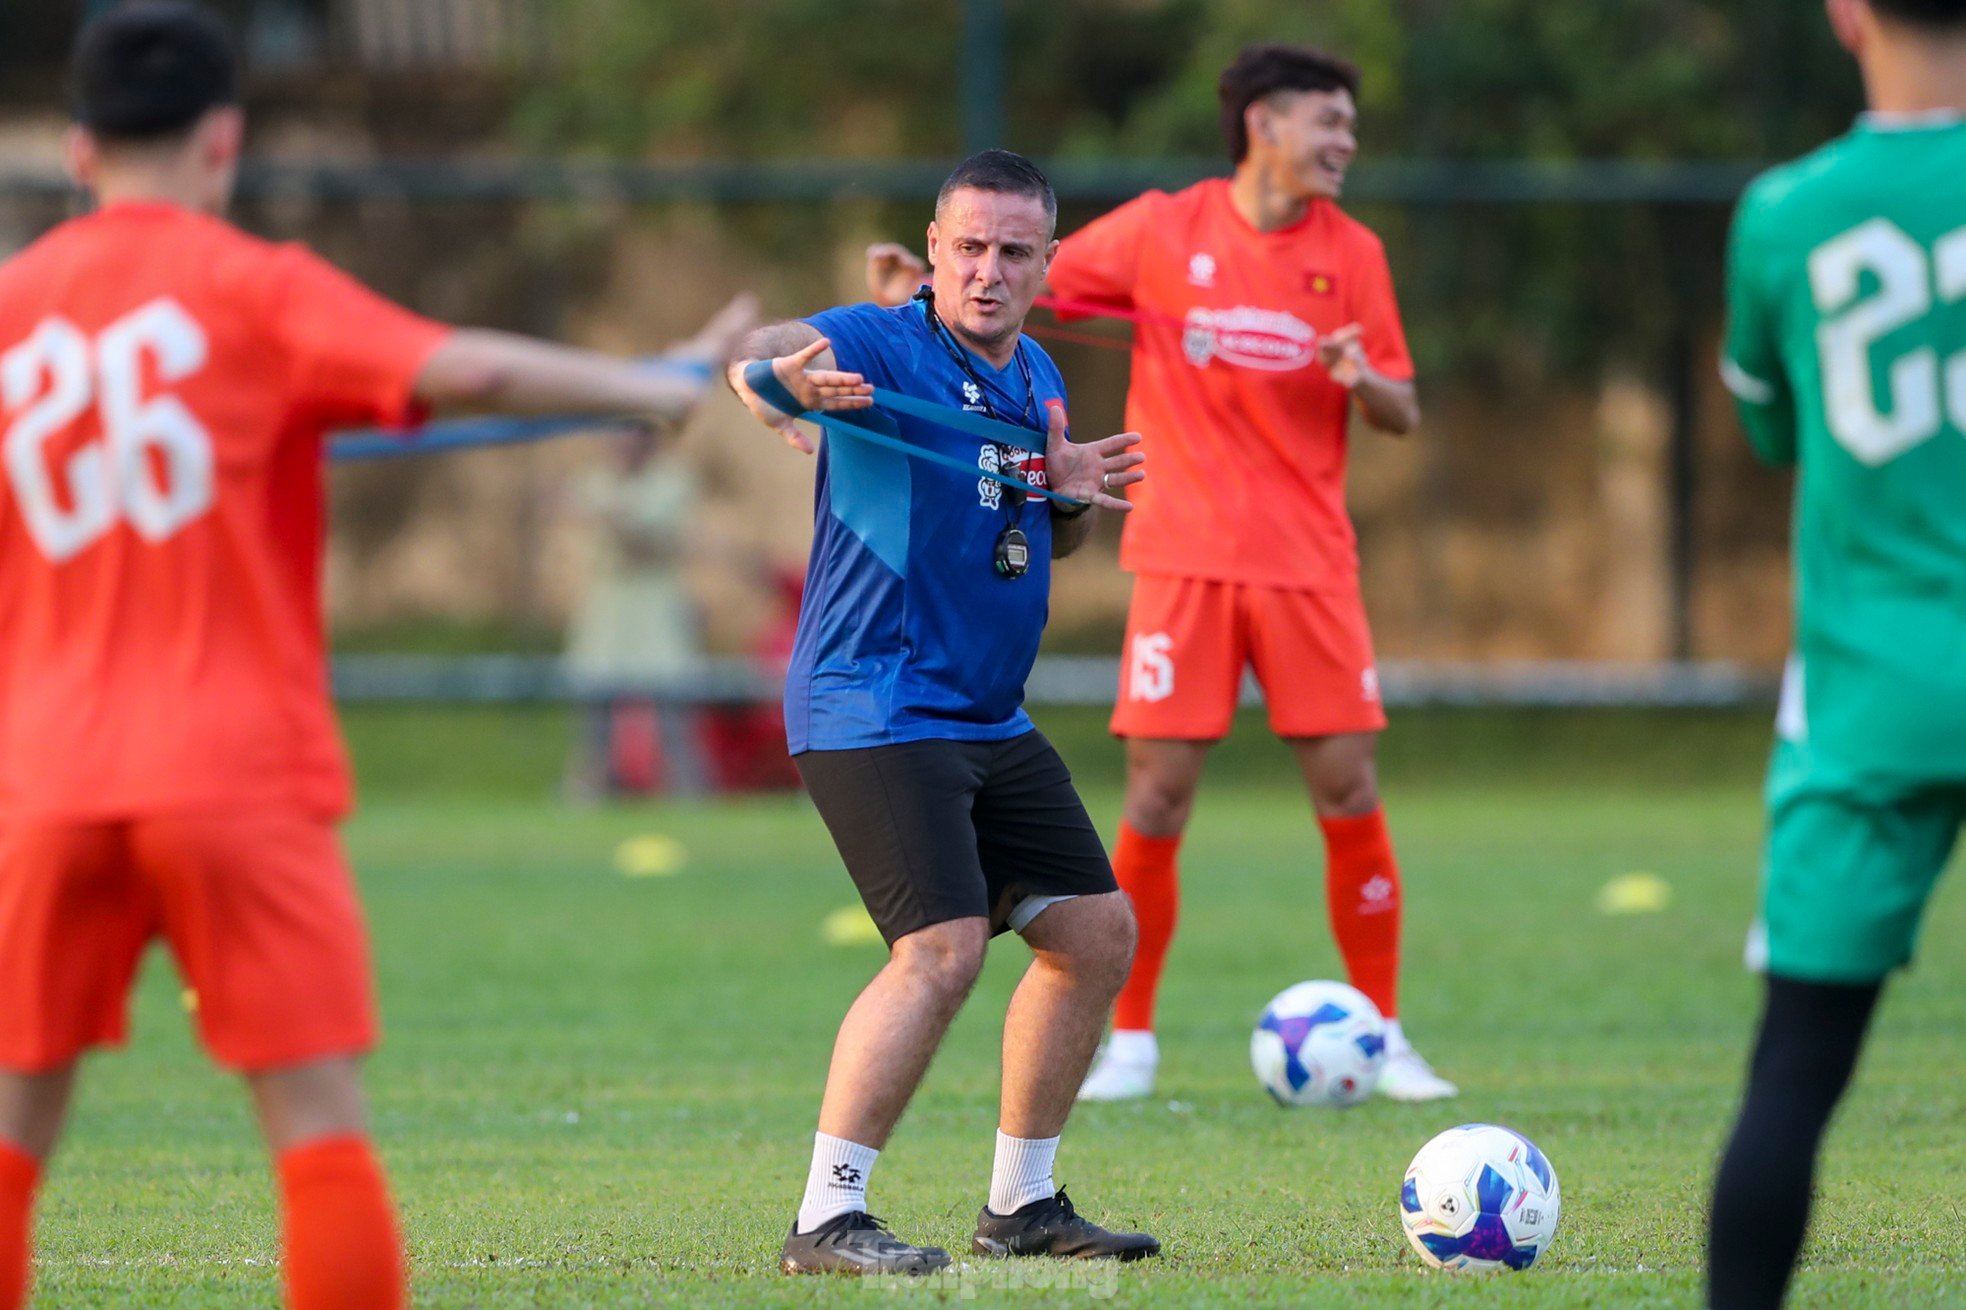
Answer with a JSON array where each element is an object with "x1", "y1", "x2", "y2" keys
[
  {"x1": 277, "y1": 1135, "x2": 405, "y2": 1310},
  {"x1": 1319, "y1": 808, "x2": 1403, "y2": 1019},
  {"x1": 0, "y1": 1142, "x2": 37, "y2": 1310},
  {"x1": 1111, "y1": 821, "x2": 1182, "y2": 1034}
]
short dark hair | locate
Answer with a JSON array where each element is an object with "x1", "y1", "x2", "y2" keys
[
  {"x1": 70, "y1": 1, "x2": 240, "y2": 142},
  {"x1": 1867, "y1": 0, "x2": 1966, "y2": 28},
  {"x1": 935, "y1": 149, "x2": 1057, "y2": 234},
  {"x1": 1218, "y1": 44, "x2": 1361, "y2": 165}
]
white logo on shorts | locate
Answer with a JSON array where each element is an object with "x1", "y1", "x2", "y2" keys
[
  {"x1": 1361, "y1": 667, "x2": 1381, "y2": 702},
  {"x1": 1129, "y1": 632, "x2": 1175, "y2": 703}
]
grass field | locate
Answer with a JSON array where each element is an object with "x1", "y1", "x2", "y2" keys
[{"x1": 30, "y1": 707, "x2": 1966, "y2": 1307}]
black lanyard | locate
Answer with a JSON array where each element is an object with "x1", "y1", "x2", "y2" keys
[
  {"x1": 915, "y1": 289, "x2": 1039, "y2": 577},
  {"x1": 916, "y1": 290, "x2": 1040, "y2": 456}
]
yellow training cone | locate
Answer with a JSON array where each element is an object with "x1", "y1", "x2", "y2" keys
[
  {"x1": 821, "y1": 904, "x2": 884, "y2": 947},
  {"x1": 615, "y1": 834, "x2": 688, "y2": 878},
  {"x1": 1597, "y1": 871, "x2": 1672, "y2": 915}
]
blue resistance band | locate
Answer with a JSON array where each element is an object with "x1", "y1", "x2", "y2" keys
[
  {"x1": 741, "y1": 358, "x2": 1088, "y2": 509},
  {"x1": 330, "y1": 413, "x2": 636, "y2": 462},
  {"x1": 330, "y1": 356, "x2": 710, "y2": 463}
]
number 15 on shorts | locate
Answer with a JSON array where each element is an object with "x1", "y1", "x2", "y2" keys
[{"x1": 1129, "y1": 632, "x2": 1175, "y2": 703}]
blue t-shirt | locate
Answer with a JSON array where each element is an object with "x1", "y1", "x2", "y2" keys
[{"x1": 785, "y1": 300, "x2": 1066, "y2": 753}]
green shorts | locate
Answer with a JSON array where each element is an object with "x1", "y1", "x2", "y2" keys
[{"x1": 1758, "y1": 738, "x2": 1966, "y2": 983}]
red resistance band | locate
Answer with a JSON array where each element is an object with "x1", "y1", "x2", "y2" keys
[
  {"x1": 1025, "y1": 294, "x2": 1193, "y2": 353},
  {"x1": 890, "y1": 290, "x2": 1179, "y2": 353}
]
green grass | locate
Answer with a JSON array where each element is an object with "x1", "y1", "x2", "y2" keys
[{"x1": 31, "y1": 709, "x2": 1966, "y2": 1306}]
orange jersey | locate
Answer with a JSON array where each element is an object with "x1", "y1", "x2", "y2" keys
[
  {"x1": 1048, "y1": 179, "x2": 1413, "y2": 590},
  {"x1": 0, "y1": 202, "x2": 450, "y2": 822}
]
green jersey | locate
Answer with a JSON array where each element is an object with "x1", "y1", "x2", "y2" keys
[{"x1": 1724, "y1": 114, "x2": 1966, "y2": 782}]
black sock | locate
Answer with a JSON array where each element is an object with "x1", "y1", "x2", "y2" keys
[{"x1": 1707, "y1": 973, "x2": 1882, "y2": 1309}]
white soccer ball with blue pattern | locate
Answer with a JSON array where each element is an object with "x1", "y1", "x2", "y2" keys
[
  {"x1": 1399, "y1": 1123, "x2": 1561, "y2": 1272},
  {"x1": 1248, "y1": 980, "x2": 1386, "y2": 1107}
]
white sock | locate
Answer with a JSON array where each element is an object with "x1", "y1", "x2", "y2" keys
[
  {"x1": 797, "y1": 1131, "x2": 879, "y2": 1233},
  {"x1": 988, "y1": 1130, "x2": 1060, "y2": 1216},
  {"x1": 1106, "y1": 1029, "x2": 1159, "y2": 1064},
  {"x1": 1383, "y1": 1018, "x2": 1408, "y2": 1054}
]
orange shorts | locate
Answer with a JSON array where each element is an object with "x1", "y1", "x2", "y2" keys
[
  {"x1": 0, "y1": 809, "x2": 376, "y2": 1074},
  {"x1": 1110, "y1": 574, "x2": 1387, "y2": 741}
]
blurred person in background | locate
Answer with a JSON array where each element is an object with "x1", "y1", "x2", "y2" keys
[
  {"x1": 563, "y1": 294, "x2": 759, "y2": 801},
  {"x1": 0, "y1": 6, "x2": 721, "y2": 1307},
  {"x1": 696, "y1": 560, "x2": 807, "y2": 793},
  {"x1": 868, "y1": 44, "x2": 1452, "y2": 1104},
  {"x1": 1708, "y1": 0, "x2": 1966, "y2": 1305}
]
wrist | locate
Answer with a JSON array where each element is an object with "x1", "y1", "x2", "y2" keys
[
  {"x1": 1051, "y1": 497, "x2": 1092, "y2": 520},
  {"x1": 741, "y1": 357, "x2": 806, "y2": 418}
]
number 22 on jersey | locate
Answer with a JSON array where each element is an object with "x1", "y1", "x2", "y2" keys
[
  {"x1": 2, "y1": 296, "x2": 215, "y2": 562},
  {"x1": 1811, "y1": 217, "x2": 1966, "y2": 466}
]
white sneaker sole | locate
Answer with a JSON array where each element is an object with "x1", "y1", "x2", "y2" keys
[{"x1": 1075, "y1": 1063, "x2": 1156, "y2": 1103}]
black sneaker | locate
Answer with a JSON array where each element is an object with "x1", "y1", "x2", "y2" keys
[
  {"x1": 972, "y1": 1188, "x2": 1161, "y2": 1261},
  {"x1": 780, "y1": 1211, "x2": 953, "y2": 1276}
]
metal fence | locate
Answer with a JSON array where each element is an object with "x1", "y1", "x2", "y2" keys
[
  {"x1": 333, "y1": 654, "x2": 1778, "y2": 710},
  {"x1": 0, "y1": 157, "x2": 1762, "y2": 208}
]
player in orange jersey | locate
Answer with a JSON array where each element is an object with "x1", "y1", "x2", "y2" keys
[
  {"x1": 869, "y1": 45, "x2": 1455, "y2": 1102},
  {"x1": 0, "y1": 6, "x2": 736, "y2": 1308}
]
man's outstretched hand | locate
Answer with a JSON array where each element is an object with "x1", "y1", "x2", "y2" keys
[
  {"x1": 729, "y1": 337, "x2": 873, "y2": 453},
  {"x1": 1042, "y1": 403, "x2": 1144, "y2": 513}
]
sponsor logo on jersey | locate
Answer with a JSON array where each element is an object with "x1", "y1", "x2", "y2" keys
[
  {"x1": 1005, "y1": 446, "x2": 1046, "y2": 489},
  {"x1": 978, "y1": 444, "x2": 1046, "y2": 508},
  {"x1": 1181, "y1": 305, "x2": 1318, "y2": 371},
  {"x1": 1188, "y1": 252, "x2": 1217, "y2": 287}
]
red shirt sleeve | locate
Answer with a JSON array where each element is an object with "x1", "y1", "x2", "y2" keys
[
  {"x1": 1348, "y1": 231, "x2": 1414, "y2": 382},
  {"x1": 1048, "y1": 192, "x2": 1163, "y2": 314},
  {"x1": 268, "y1": 246, "x2": 453, "y2": 429}
]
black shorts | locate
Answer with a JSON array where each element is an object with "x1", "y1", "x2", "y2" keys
[{"x1": 796, "y1": 730, "x2": 1118, "y2": 946}]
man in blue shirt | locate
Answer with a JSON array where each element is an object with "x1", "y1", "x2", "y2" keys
[{"x1": 729, "y1": 150, "x2": 1157, "y2": 1275}]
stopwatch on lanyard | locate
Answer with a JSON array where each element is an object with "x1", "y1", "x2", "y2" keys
[{"x1": 915, "y1": 287, "x2": 1040, "y2": 579}]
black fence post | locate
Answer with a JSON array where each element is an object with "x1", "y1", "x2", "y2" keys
[{"x1": 961, "y1": 0, "x2": 1007, "y2": 154}]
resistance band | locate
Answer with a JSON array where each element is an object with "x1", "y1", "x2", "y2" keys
[
  {"x1": 1032, "y1": 293, "x2": 1161, "y2": 327},
  {"x1": 741, "y1": 358, "x2": 1088, "y2": 508},
  {"x1": 331, "y1": 413, "x2": 638, "y2": 462},
  {"x1": 328, "y1": 353, "x2": 1101, "y2": 510},
  {"x1": 330, "y1": 356, "x2": 709, "y2": 462}
]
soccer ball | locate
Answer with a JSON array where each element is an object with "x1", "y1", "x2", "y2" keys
[
  {"x1": 1249, "y1": 980, "x2": 1386, "y2": 1107},
  {"x1": 1399, "y1": 1123, "x2": 1561, "y2": 1272}
]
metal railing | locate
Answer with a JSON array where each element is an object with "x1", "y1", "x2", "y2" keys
[
  {"x1": 0, "y1": 157, "x2": 1762, "y2": 207},
  {"x1": 331, "y1": 654, "x2": 1779, "y2": 709}
]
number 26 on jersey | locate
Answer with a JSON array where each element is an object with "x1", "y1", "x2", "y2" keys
[{"x1": 2, "y1": 297, "x2": 216, "y2": 562}]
